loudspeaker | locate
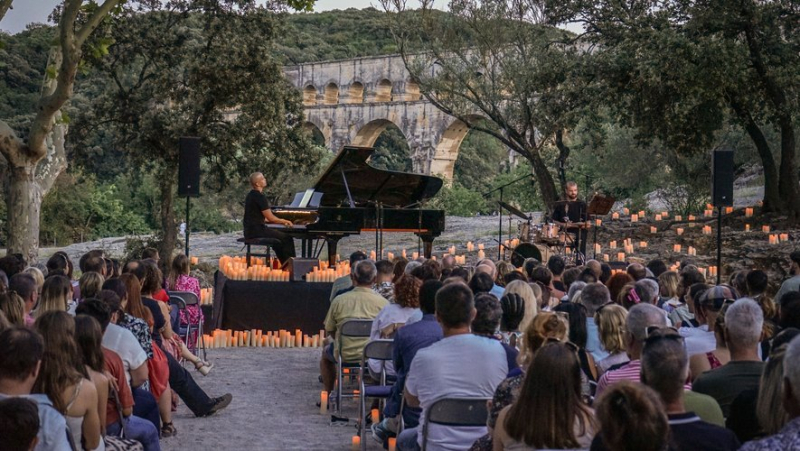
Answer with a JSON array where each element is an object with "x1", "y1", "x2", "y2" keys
[
  {"x1": 178, "y1": 137, "x2": 201, "y2": 198},
  {"x1": 283, "y1": 258, "x2": 320, "y2": 282},
  {"x1": 712, "y1": 149, "x2": 734, "y2": 207}
]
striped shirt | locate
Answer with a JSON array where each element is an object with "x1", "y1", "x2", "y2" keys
[{"x1": 595, "y1": 359, "x2": 693, "y2": 398}]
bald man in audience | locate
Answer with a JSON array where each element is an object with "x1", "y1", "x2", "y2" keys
[
  {"x1": 585, "y1": 260, "x2": 602, "y2": 279},
  {"x1": 475, "y1": 263, "x2": 504, "y2": 299},
  {"x1": 627, "y1": 263, "x2": 647, "y2": 281}
]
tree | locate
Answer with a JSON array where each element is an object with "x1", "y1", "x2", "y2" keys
[
  {"x1": 380, "y1": 0, "x2": 589, "y2": 211},
  {"x1": 0, "y1": 0, "x2": 136, "y2": 261},
  {"x1": 71, "y1": 3, "x2": 318, "y2": 260},
  {"x1": 546, "y1": 0, "x2": 800, "y2": 217}
]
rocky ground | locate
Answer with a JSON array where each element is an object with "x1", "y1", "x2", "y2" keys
[{"x1": 161, "y1": 347, "x2": 385, "y2": 451}]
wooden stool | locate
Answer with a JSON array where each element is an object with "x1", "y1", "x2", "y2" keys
[{"x1": 237, "y1": 237, "x2": 282, "y2": 267}]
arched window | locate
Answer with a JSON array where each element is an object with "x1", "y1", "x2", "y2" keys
[
  {"x1": 405, "y1": 79, "x2": 421, "y2": 101},
  {"x1": 324, "y1": 83, "x2": 339, "y2": 105},
  {"x1": 303, "y1": 85, "x2": 317, "y2": 105},
  {"x1": 348, "y1": 82, "x2": 364, "y2": 104},
  {"x1": 375, "y1": 79, "x2": 393, "y2": 102}
]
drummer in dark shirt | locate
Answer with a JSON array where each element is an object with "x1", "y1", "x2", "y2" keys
[{"x1": 243, "y1": 172, "x2": 296, "y2": 264}]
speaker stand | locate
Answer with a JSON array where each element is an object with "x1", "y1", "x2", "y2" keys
[
  {"x1": 185, "y1": 196, "x2": 191, "y2": 257},
  {"x1": 716, "y1": 205, "x2": 722, "y2": 285}
]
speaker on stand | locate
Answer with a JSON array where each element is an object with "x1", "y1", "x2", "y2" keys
[
  {"x1": 179, "y1": 137, "x2": 201, "y2": 257},
  {"x1": 712, "y1": 149, "x2": 734, "y2": 284}
]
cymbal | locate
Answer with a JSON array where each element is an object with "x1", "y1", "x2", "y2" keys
[{"x1": 498, "y1": 201, "x2": 530, "y2": 221}]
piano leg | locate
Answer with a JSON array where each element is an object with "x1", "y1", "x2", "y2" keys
[
  {"x1": 419, "y1": 235, "x2": 435, "y2": 259},
  {"x1": 326, "y1": 237, "x2": 342, "y2": 266}
]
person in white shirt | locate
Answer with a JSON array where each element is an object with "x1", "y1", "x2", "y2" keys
[
  {"x1": 681, "y1": 286, "x2": 734, "y2": 357},
  {"x1": 397, "y1": 282, "x2": 508, "y2": 451}
]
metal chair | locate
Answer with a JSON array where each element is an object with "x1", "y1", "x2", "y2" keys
[
  {"x1": 334, "y1": 319, "x2": 373, "y2": 414},
  {"x1": 169, "y1": 291, "x2": 206, "y2": 361},
  {"x1": 421, "y1": 397, "x2": 491, "y2": 451},
  {"x1": 358, "y1": 339, "x2": 394, "y2": 450}
]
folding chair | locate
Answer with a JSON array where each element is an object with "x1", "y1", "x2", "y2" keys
[
  {"x1": 334, "y1": 319, "x2": 373, "y2": 414},
  {"x1": 169, "y1": 291, "x2": 207, "y2": 361},
  {"x1": 421, "y1": 397, "x2": 491, "y2": 451},
  {"x1": 358, "y1": 339, "x2": 394, "y2": 450}
]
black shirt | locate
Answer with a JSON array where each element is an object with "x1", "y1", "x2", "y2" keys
[
  {"x1": 142, "y1": 297, "x2": 166, "y2": 347},
  {"x1": 590, "y1": 412, "x2": 740, "y2": 451},
  {"x1": 551, "y1": 200, "x2": 587, "y2": 224},
  {"x1": 243, "y1": 189, "x2": 271, "y2": 238}
]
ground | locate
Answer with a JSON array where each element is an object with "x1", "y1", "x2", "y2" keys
[{"x1": 161, "y1": 347, "x2": 385, "y2": 451}]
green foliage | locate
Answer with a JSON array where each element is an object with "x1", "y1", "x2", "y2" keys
[
  {"x1": 454, "y1": 128, "x2": 508, "y2": 188},
  {"x1": 369, "y1": 126, "x2": 412, "y2": 172},
  {"x1": 40, "y1": 172, "x2": 150, "y2": 245},
  {"x1": 429, "y1": 182, "x2": 487, "y2": 216},
  {"x1": 0, "y1": 25, "x2": 56, "y2": 129}
]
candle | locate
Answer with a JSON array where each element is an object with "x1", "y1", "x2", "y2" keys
[
  {"x1": 623, "y1": 208, "x2": 630, "y2": 215},
  {"x1": 351, "y1": 436, "x2": 360, "y2": 451},
  {"x1": 781, "y1": 233, "x2": 789, "y2": 242},
  {"x1": 617, "y1": 252, "x2": 625, "y2": 262},
  {"x1": 371, "y1": 408, "x2": 379, "y2": 425},
  {"x1": 610, "y1": 240, "x2": 617, "y2": 248},
  {"x1": 703, "y1": 225, "x2": 712, "y2": 235},
  {"x1": 477, "y1": 250, "x2": 485, "y2": 260},
  {"x1": 639, "y1": 241, "x2": 647, "y2": 248},
  {"x1": 675, "y1": 215, "x2": 682, "y2": 221},
  {"x1": 726, "y1": 206, "x2": 734, "y2": 214},
  {"x1": 594, "y1": 243, "x2": 601, "y2": 254},
  {"x1": 388, "y1": 438, "x2": 397, "y2": 451},
  {"x1": 412, "y1": 252, "x2": 419, "y2": 260},
  {"x1": 612, "y1": 212, "x2": 620, "y2": 220},
  {"x1": 704, "y1": 209, "x2": 713, "y2": 217},
  {"x1": 676, "y1": 228, "x2": 684, "y2": 235},
  {"x1": 745, "y1": 208, "x2": 753, "y2": 217},
  {"x1": 650, "y1": 226, "x2": 657, "y2": 234},
  {"x1": 673, "y1": 244, "x2": 682, "y2": 253},
  {"x1": 655, "y1": 214, "x2": 662, "y2": 221},
  {"x1": 745, "y1": 224, "x2": 750, "y2": 232},
  {"x1": 603, "y1": 253, "x2": 610, "y2": 262},
  {"x1": 478, "y1": 243, "x2": 485, "y2": 250},
  {"x1": 763, "y1": 225, "x2": 770, "y2": 233},
  {"x1": 631, "y1": 214, "x2": 639, "y2": 222},
  {"x1": 688, "y1": 215, "x2": 696, "y2": 221},
  {"x1": 638, "y1": 210, "x2": 645, "y2": 218}
]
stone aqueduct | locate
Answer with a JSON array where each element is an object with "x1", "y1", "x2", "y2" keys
[{"x1": 284, "y1": 55, "x2": 477, "y2": 179}]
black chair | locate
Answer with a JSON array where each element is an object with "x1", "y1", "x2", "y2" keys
[
  {"x1": 169, "y1": 291, "x2": 206, "y2": 361},
  {"x1": 421, "y1": 397, "x2": 491, "y2": 451},
  {"x1": 358, "y1": 339, "x2": 395, "y2": 450},
  {"x1": 236, "y1": 237, "x2": 281, "y2": 267}
]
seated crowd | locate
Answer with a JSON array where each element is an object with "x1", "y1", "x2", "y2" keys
[
  {"x1": 322, "y1": 251, "x2": 800, "y2": 451},
  {"x1": 0, "y1": 249, "x2": 230, "y2": 451}
]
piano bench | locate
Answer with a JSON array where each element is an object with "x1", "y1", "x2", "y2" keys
[{"x1": 237, "y1": 237, "x2": 282, "y2": 268}]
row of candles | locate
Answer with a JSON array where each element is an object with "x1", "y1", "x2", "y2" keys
[
  {"x1": 307, "y1": 261, "x2": 352, "y2": 282},
  {"x1": 199, "y1": 288, "x2": 213, "y2": 305},
  {"x1": 202, "y1": 328, "x2": 326, "y2": 348},
  {"x1": 609, "y1": 205, "x2": 754, "y2": 222}
]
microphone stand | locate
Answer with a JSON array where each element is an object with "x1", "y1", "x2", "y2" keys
[{"x1": 482, "y1": 174, "x2": 532, "y2": 261}]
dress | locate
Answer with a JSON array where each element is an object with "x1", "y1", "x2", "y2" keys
[{"x1": 171, "y1": 274, "x2": 204, "y2": 351}]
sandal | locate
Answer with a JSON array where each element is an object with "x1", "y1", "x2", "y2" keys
[
  {"x1": 161, "y1": 422, "x2": 177, "y2": 438},
  {"x1": 194, "y1": 360, "x2": 214, "y2": 376}
]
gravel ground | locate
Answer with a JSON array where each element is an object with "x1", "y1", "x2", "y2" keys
[{"x1": 161, "y1": 347, "x2": 384, "y2": 451}]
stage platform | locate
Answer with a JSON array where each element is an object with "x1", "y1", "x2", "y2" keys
[{"x1": 211, "y1": 271, "x2": 332, "y2": 335}]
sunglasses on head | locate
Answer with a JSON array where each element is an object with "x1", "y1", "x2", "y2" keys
[
  {"x1": 702, "y1": 297, "x2": 736, "y2": 310},
  {"x1": 544, "y1": 337, "x2": 580, "y2": 353},
  {"x1": 596, "y1": 302, "x2": 616, "y2": 314}
]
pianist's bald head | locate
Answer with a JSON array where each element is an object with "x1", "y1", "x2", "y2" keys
[{"x1": 249, "y1": 172, "x2": 264, "y2": 187}]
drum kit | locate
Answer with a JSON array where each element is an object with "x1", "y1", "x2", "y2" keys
[{"x1": 499, "y1": 201, "x2": 575, "y2": 267}]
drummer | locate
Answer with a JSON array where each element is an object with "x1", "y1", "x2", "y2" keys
[{"x1": 551, "y1": 181, "x2": 589, "y2": 260}]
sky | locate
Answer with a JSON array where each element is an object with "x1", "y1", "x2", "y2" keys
[{"x1": 0, "y1": 0, "x2": 416, "y2": 34}]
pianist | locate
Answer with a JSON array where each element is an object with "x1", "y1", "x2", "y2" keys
[{"x1": 243, "y1": 172, "x2": 296, "y2": 264}]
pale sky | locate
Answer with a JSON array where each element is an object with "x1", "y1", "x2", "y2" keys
[{"x1": 0, "y1": 0, "x2": 419, "y2": 34}]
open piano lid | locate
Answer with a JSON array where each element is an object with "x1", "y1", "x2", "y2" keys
[{"x1": 312, "y1": 146, "x2": 444, "y2": 208}]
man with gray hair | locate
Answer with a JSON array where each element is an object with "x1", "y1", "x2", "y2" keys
[
  {"x1": 640, "y1": 329, "x2": 740, "y2": 449},
  {"x1": 693, "y1": 299, "x2": 765, "y2": 417},
  {"x1": 320, "y1": 260, "x2": 388, "y2": 394},
  {"x1": 581, "y1": 282, "x2": 612, "y2": 361},
  {"x1": 595, "y1": 303, "x2": 668, "y2": 397},
  {"x1": 740, "y1": 336, "x2": 800, "y2": 450}
]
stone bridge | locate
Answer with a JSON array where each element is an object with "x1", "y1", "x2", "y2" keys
[{"x1": 284, "y1": 55, "x2": 479, "y2": 179}]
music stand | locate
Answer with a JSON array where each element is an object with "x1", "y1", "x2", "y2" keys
[{"x1": 587, "y1": 194, "x2": 616, "y2": 258}]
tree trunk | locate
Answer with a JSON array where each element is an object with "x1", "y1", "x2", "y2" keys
[
  {"x1": 158, "y1": 168, "x2": 178, "y2": 268},
  {"x1": 728, "y1": 98, "x2": 782, "y2": 212},
  {"x1": 778, "y1": 122, "x2": 800, "y2": 219},
  {"x1": 525, "y1": 148, "x2": 559, "y2": 213},
  {"x1": 6, "y1": 166, "x2": 43, "y2": 263}
]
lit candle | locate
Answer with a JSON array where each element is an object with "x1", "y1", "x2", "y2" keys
[
  {"x1": 388, "y1": 438, "x2": 397, "y2": 451},
  {"x1": 745, "y1": 224, "x2": 750, "y2": 232},
  {"x1": 351, "y1": 436, "x2": 361, "y2": 451},
  {"x1": 596, "y1": 219, "x2": 602, "y2": 227},
  {"x1": 763, "y1": 225, "x2": 770, "y2": 233},
  {"x1": 638, "y1": 210, "x2": 645, "y2": 218},
  {"x1": 594, "y1": 243, "x2": 602, "y2": 255},
  {"x1": 603, "y1": 254, "x2": 610, "y2": 262},
  {"x1": 781, "y1": 233, "x2": 789, "y2": 242},
  {"x1": 745, "y1": 208, "x2": 753, "y2": 217},
  {"x1": 631, "y1": 214, "x2": 639, "y2": 222},
  {"x1": 640, "y1": 241, "x2": 647, "y2": 248},
  {"x1": 650, "y1": 226, "x2": 657, "y2": 234},
  {"x1": 675, "y1": 215, "x2": 683, "y2": 221},
  {"x1": 676, "y1": 228, "x2": 684, "y2": 235},
  {"x1": 726, "y1": 206, "x2": 734, "y2": 214},
  {"x1": 703, "y1": 225, "x2": 712, "y2": 235},
  {"x1": 371, "y1": 408, "x2": 379, "y2": 425},
  {"x1": 704, "y1": 209, "x2": 713, "y2": 217},
  {"x1": 674, "y1": 244, "x2": 682, "y2": 253},
  {"x1": 612, "y1": 212, "x2": 620, "y2": 220},
  {"x1": 617, "y1": 252, "x2": 625, "y2": 262},
  {"x1": 688, "y1": 215, "x2": 696, "y2": 221},
  {"x1": 655, "y1": 214, "x2": 662, "y2": 221},
  {"x1": 623, "y1": 208, "x2": 630, "y2": 215}
]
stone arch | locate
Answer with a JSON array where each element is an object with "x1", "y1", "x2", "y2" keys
[
  {"x1": 351, "y1": 118, "x2": 405, "y2": 147},
  {"x1": 324, "y1": 82, "x2": 339, "y2": 105},
  {"x1": 404, "y1": 79, "x2": 421, "y2": 101},
  {"x1": 303, "y1": 85, "x2": 317, "y2": 105},
  {"x1": 347, "y1": 82, "x2": 364, "y2": 104},
  {"x1": 374, "y1": 79, "x2": 393, "y2": 102},
  {"x1": 302, "y1": 121, "x2": 326, "y2": 147},
  {"x1": 430, "y1": 115, "x2": 486, "y2": 180}
]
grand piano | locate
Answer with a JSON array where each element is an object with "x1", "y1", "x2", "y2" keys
[{"x1": 269, "y1": 146, "x2": 446, "y2": 264}]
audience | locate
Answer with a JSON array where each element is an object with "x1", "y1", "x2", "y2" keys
[
  {"x1": 594, "y1": 303, "x2": 629, "y2": 374},
  {"x1": 330, "y1": 251, "x2": 368, "y2": 302},
  {"x1": 689, "y1": 301, "x2": 732, "y2": 382},
  {"x1": 498, "y1": 293, "x2": 524, "y2": 349},
  {"x1": 397, "y1": 282, "x2": 507, "y2": 451},
  {"x1": 595, "y1": 303, "x2": 667, "y2": 397},
  {"x1": 579, "y1": 283, "x2": 612, "y2": 361},
  {"x1": 321, "y1": 260, "x2": 387, "y2": 394},
  {"x1": 693, "y1": 298, "x2": 765, "y2": 418},
  {"x1": 502, "y1": 280, "x2": 537, "y2": 330},
  {"x1": 0, "y1": 327, "x2": 72, "y2": 450},
  {"x1": 37, "y1": 275, "x2": 73, "y2": 318},
  {"x1": 682, "y1": 285, "x2": 734, "y2": 357},
  {"x1": 166, "y1": 254, "x2": 205, "y2": 352},
  {"x1": 591, "y1": 382, "x2": 669, "y2": 451},
  {"x1": 640, "y1": 327, "x2": 740, "y2": 450},
  {"x1": 10, "y1": 273, "x2": 38, "y2": 326},
  {"x1": 0, "y1": 396, "x2": 41, "y2": 451},
  {"x1": 374, "y1": 259, "x2": 396, "y2": 303},
  {"x1": 368, "y1": 274, "x2": 422, "y2": 378},
  {"x1": 775, "y1": 251, "x2": 800, "y2": 305},
  {"x1": 0, "y1": 291, "x2": 26, "y2": 326},
  {"x1": 493, "y1": 342, "x2": 597, "y2": 450},
  {"x1": 472, "y1": 293, "x2": 519, "y2": 374}
]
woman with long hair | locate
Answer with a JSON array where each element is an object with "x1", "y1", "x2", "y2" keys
[
  {"x1": 166, "y1": 254, "x2": 204, "y2": 352},
  {"x1": 36, "y1": 275, "x2": 73, "y2": 317},
  {"x1": 595, "y1": 303, "x2": 629, "y2": 375},
  {"x1": 493, "y1": 342, "x2": 597, "y2": 450},
  {"x1": 0, "y1": 291, "x2": 25, "y2": 326},
  {"x1": 367, "y1": 274, "x2": 421, "y2": 378},
  {"x1": 74, "y1": 315, "x2": 110, "y2": 434},
  {"x1": 34, "y1": 311, "x2": 103, "y2": 450},
  {"x1": 79, "y1": 272, "x2": 104, "y2": 301}
]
